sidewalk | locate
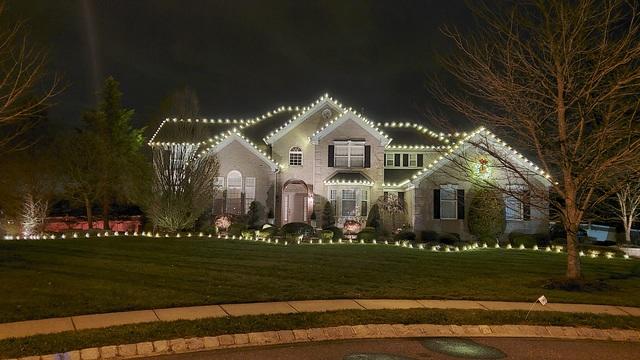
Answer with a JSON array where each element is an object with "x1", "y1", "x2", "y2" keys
[{"x1": 1, "y1": 299, "x2": 639, "y2": 340}]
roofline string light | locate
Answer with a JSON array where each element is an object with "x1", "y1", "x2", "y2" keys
[
  {"x1": 148, "y1": 106, "x2": 300, "y2": 146},
  {"x1": 323, "y1": 179, "x2": 375, "y2": 186}
]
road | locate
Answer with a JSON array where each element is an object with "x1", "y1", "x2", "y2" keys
[{"x1": 146, "y1": 337, "x2": 640, "y2": 359}]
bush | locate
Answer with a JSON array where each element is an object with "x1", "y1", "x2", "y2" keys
[
  {"x1": 258, "y1": 226, "x2": 280, "y2": 238},
  {"x1": 319, "y1": 230, "x2": 333, "y2": 242},
  {"x1": 241, "y1": 230, "x2": 255, "y2": 239},
  {"x1": 227, "y1": 223, "x2": 247, "y2": 236},
  {"x1": 394, "y1": 230, "x2": 416, "y2": 241},
  {"x1": 467, "y1": 188, "x2": 506, "y2": 240},
  {"x1": 509, "y1": 232, "x2": 551, "y2": 248},
  {"x1": 438, "y1": 232, "x2": 459, "y2": 245},
  {"x1": 282, "y1": 222, "x2": 315, "y2": 237},
  {"x1": 357, "y1": 228, "x2": 377, "y2": 241},
  {"x1": 579, "y1": 244, "x2": 625, "y2": 257},
  {"x1": 322, "y1": 201, "x2": 335, "y2": 228},
  {"x1": 324, "y1": 226, "x2": 343, "y2": 240},
  {"x1": 420, "y1": 230, "x2": 439, "y2": 243}
]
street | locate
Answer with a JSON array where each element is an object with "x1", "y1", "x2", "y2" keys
[{"x1": 145, "y1": 337, "x2": 640, "y2": 359}]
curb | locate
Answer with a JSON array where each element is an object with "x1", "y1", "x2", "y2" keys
[{"x1": 7, "y1": 323, "x2": 640, "y2": 360}]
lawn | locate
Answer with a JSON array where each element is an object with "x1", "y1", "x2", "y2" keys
[{"x1": 1, "y1": 237, "x2": 639, "y2": 323}]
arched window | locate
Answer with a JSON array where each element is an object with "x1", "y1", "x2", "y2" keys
[
  {"x1": 289, "y1": 146, "x2": 303, "y2": 166},
  {"x1": 226, "y1": 170, "x2": 243, "y2": 214}
]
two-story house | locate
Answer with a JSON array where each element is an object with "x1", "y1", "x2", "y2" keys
[{"x1": 149, "y1": 94, "x2": 550, "y2": 239}]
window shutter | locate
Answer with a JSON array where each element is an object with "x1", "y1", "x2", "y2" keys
[
  {"x1": 328, "y1": 145, "x2": 334, "y2": 167},
  {"x1": 457, "y1": 189, "x2": 465, "y2": 219},
  {"x1": 433, "y1": 189, "x2": 440, "y2": 219},
  {"x1": 403, "y1": 154, "x2": 409, "y2": 167},
  {"x1": 398, "y1": 192, "x2": 404, "y2": 205},
  {"x1": 394, "y1": 154, "x2": 400, "y2": 166},
  {"x1": 523, "y1": 190, "x2": 531, "y2": 220},
  {"x1": 364, "y1": 145, "x2": 371, "y2": 167},
  {"x1": 417, "y1": 154, "x2": 423, "y2": 167}
]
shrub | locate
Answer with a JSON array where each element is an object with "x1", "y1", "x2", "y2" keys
[
  {"x1": 324, "y1": 225, "x2": 343, "y2": 240},
  {"x1": 241, "y1": 230, "x2": 255, "y2": 239},
  {"x1": 420, "y1": 230, "x2": 439, "y2": 243},
  {"x1": 394, "y1": 230, "x2": 416, "y2": 241},
  {"x1": 508, "y1": 233, "x2": 537, "y2": 248},
  {"x1": 282, "y1": 222, "x2": 315, "y2": 237},
  {"x1": 319, "y1": 230, "x2": 333, "y2": 241},
  {"x1": 579, "y1": 244, "x2": 625, "y2": 257},
  {"x1": 438, "y1": 232, "x2": 459, "y2": 245},
  {"x1": 227, "y1": 223, "x2": 247, "y2": 236},
  {"x1": 478, "y1": 235, "x2": 498, "y2": 246},
  {"x1": 343, "y1": 219, "x2": 362, "y2": 234},
  {"x1": 467, "y1": 188, "x2": 506, "y2": 240},
  {"x1": 357, "y1": 228, "x2": 377, "y2": 241}
]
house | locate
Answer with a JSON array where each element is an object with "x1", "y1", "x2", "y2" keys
[{"x1": 149, "y1": 94, "x2": 550, "y2": 240}]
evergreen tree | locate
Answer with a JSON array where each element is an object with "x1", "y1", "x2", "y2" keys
[
  {"x1": 467, "y1": 188, "x2": 506, "y2": 243},
  {"x1": 246, "y1": 201, "x2": 264, "y2": 229},
  {"x1": 83, "y1": 77, "x2": 148, "y2": 230},
  {"x1": 366, "y1": 203, "x2": 382, "y2": 233},
  {"x1": 322, "y1": 201, "x2": 335, "y2": 228}
]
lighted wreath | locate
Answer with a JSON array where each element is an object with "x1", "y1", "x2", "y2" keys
[{"x1": 473, "y1": 157, "x2": 493, "y2": 179}]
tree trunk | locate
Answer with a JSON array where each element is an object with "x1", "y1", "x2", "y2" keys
[
  {"x1": 625, "y1": 225, "x2": 632, "y2": 243},
  {"x1": 84, "y1": 195, "x2": 93, "y2": 229},
  {"x1": 102, "y1": 196, "x2": 110, "y2": 230}
]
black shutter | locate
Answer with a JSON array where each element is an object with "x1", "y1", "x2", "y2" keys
[
  {"x1": 417, "y1": 154, "x2": 424, "y2": 167},
  {"x1": 364, "y1": 145, "x2": 371, "y2": 167},
  {"x1": 433, "y1": 189, "x2": 440, "y2": 219},
  {"x1": 394, "y1": 154, "x2": 400, "y2": 166},
  {"x1": 384, "y1": 191, "x2": 388, "y2": 201},
  {"x1": 398, "y1": 192, "x2": 405, "y2": 205},
  {"x1": 523, "y1": 190, "x2": 531, "y2": 220},
  {"x1": 328, "y1": 145, "x2": 334, "y2": 167},
  {"x1": 457, "y1": 189, "x2": 465, "y2": 219},
  {"x1": 403, "y1": 154, "x2": 409, "y2": 167}
]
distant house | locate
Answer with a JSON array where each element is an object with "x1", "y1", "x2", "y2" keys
[{"x1": 149, "y1": 94, "x2": 550, "y2": 240}]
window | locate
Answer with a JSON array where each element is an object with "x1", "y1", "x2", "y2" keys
[
  {"x1": 505, "y1": 186, "x2": 525, "y2": 220},
  {"x1": 214, "y1": 177, "x2": 224, "y2": 188},
  {"x1": 289, "y1": 146, "x2": 303, "y2": 166},
  {"x1": 440, "y1": 185, "x2": 457, "y2": 219},
  {"x1": 244, "y1": 177, "x2": 256, "y2": 213},
  {"x1": 334, "y1": 141, "x2": 365, "y2": 168},
  {"x1": 329, "y1": 189, "x2": 337, "y2": 213},
  {"x1": 342, "y1": 189, "x2": 357, "y2": 216},
  {"x1": 409, "y1": 153, "x2": 417, "y2": 167},
  {"x1": 385, "y1": 154, "x2": 394, "y2": 167},
  {"x1": 360, "y1": 189, "x2": 369, "y2": 217},
  {"x1": 226, "y1": 170, "x2": 243, "y2": 214}
]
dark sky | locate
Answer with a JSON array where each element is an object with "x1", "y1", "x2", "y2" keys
[{"x1": 8, "y1": 0, "x2": 473, "y2": 130}]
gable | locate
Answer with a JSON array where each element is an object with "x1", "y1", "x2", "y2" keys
[
  {"x1": 204, "y1": 132, "x2": 280, "y2": 171},
  {"x1": 310, "y1": 111, "x2": 391, "y2": 146},
  {"x1": 264, "y1": 94, "x2": 343, "y2": 144},
  {"x1": 410, "y1": 127, "x2": 552, "y2": 187}
]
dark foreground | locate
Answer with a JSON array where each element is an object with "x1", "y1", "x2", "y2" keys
[{"x1": 148, "y1": 337, "x2": 640, "y2": 360}]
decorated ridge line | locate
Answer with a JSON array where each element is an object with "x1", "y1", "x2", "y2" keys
[{"x1": 3, "y1": 231, "x2": 633, "y2": 260}]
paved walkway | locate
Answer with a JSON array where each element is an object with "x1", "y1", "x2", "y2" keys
[{"x1": 1, "y1": 299, "x2": 639, "y2": 340}]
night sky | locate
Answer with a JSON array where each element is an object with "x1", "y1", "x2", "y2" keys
[{"x1": 8, "y1": 0, "x2": 473, "y2": 130}]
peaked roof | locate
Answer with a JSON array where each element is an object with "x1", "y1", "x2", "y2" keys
[
  {"x1": 309, "y1": 110, "x2": 391, "y2": 146},
  {"x1": 198, "y1": 131, "x2": 280, "y2": 171}
]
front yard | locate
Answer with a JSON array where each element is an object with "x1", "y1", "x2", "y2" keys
[{"x1": 1, "y1": 237, "x2": 639, "y2": 323}]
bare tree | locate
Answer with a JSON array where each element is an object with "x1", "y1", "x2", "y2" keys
[
  {"x1": 0, "y1": 3, "x2": 61, "y2": 154},
  {"x1": 613, "y1": 181, "x2": 640, "y2": 244},
  {"x1": 377, "y1": 193, "x2": 406, "y2": 233},
  {"x1": 147, "y1": 136, "x2": 219, "y2": 232},
  {"x1": 432, "y1": 0, "x2": 640, "y2": 279}
]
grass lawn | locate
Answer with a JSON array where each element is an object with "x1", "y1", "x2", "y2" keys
[
  {"x1": 3, "y1": 308, "x2": 640, "y2": 358},
  {"x1": 1, "y1": 237, "x2": 639, "y2": 323}
]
